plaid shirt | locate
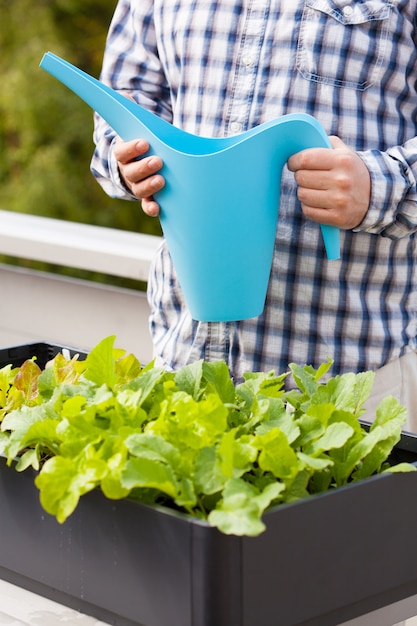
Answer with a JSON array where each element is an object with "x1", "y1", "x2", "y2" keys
[{"x1": 92, "y1": 0, "x2": 417, "y2": 383}]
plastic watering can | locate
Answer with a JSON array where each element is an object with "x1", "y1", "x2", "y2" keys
[{"x1": 40, "y1": 52, "x2": 340, "y2": 322}]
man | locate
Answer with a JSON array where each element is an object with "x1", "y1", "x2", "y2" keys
[{"x1": 91, "y1": 0, "x2": 417, "y2": 429}]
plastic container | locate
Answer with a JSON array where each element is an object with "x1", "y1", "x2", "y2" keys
[{"x1": 40, "y1": 52, "x2": 340, "y2": 322}]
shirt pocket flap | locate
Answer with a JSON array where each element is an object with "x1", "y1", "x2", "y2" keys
[{"x1": 305, "y1": 0, "x2": 391, "y2": 25}]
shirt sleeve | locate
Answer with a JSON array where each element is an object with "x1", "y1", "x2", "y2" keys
[
  {"x1": 90, "y1": 0, "x2": 172, "y2": 200},
  {"x1": 355, "y1": 137, "x2": 417, "y2": 239}
]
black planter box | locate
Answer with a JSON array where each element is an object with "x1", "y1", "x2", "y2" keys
[
  {"x1": 0, "y1": 341, "x2": 88, "y2": 369},
  {"x1": 0, "y1": 343, "x2": 417, "y2": 626}
]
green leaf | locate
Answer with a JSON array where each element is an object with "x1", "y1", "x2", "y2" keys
[
  {"x1": 15, "y1": 419, "x2": 61, "y2": 457},
  {"x1": 2, "y1": 404, "x2": 54, "y2": 462},
  {"x1": 0, "y1": 365, "x2": 24, "y2": 421},
  {"x1": 174, "y1": 477, "x2": 197, "y2": 510},
  {"x1": 35, "y1": 451, "x2": 107, "y2": 523},
  {"x1": 372, "y1": 395, "x2": 407, "y2": 429},
  {"x1": 115, "y1": 389, "x2": 148, "y2": 427},
  {"x1": 83, "y1": 335, "x2": 119, "y2": 389},
  {"x1": 35, "y1": 456, "x2": 79, "y2": 522},
  {"x1": 125, "y1": 433, "x2": 181, "y2": 468},
  {"x1": 333, "y1": 427, "x2": 383, "y2": 485},
  {"x1": 37, "y1": 351, "x2": 83, "y2": 401},
  {"x1": 174, "y1": 360, "x2": 203, "y2": 399},
  {"x1": 121, "y1": 457, "x2": 179, "y2": 499},
  {"x1": 297, "y1": 452, "x2": 333, "y2": 471},
  {"x1": 208, "y1": 479, "x2": 265, "y2": 536},
  {"x1": 194, "y1": 446, "x2": 226, "y2": 495},
  {"x1": 230, "y1": 435, "x2": 258, "y2": 476},
  {"x1": 294, "y1": 414, "x2": 326, "y2": 447},
  {"x1": 217, "y1": 429, "x2": 236, "y2": 479},
  {"x1": 308, "y1": 468, "x2": 333, "y2": 494},
  {"x1": 0, "y1": 432, "x2": 10, "y2": 456},
  {"x1": 312, "y1": 371, "x2": 374, "y2": 415},
  {"x1": 208, "y1": 478, "x2": 284, "y2": 536},
  {"x1": 236, "y1": 370, "x2": 286, "y2": 407},
  {"x1": 255, "y1": 397, "x2": 299, "y2": 443},
  {"x1": 0, "y1": 364, "x2": 16, "y2": 392},
  {"x1": 100, "y1": 451, "x2": 131, "y2": 500},
  {"x1": 254, "y1": 429, "x2": 301, "y2": 482},
  {"x1": 349, "y1": 398, "x2": 406, "y2": 482},
  {"x1": 15, "y1": 448, "x2": 40, "y2": 472},
  {"x1": 236, "y1": 397, "x2": 270, "y2": 433},
  {"x1": 314, "y1": 360, "x2": 335, "y2": 381},
  {"x1": 202, "y1": 360, "x2": 236, "y2": 404},
  {"x1": 114, "y1": 352, "x2": 142, "y2": 384},
  {"x1": 288, "y1": 363, "x2": 319, "y2": 396},
  {"x1": 383, "y1": 463, "x2": 417, "y2": 474},
  {"x1": 125, "y1": 367, "x2": 167, "y2": 408},
  {"x1": 255, "y1": 480, "x2": 285, "y2": 511},
  {"x1": 61, "y1": 395, "x2": 87, "y2": 418},
  {"x1": 305, "y1": 422, "x2": 354, "y2": 456},
  {"x1": 257, "y1": 373, "x2": 287, "y2": 398},
  {"x1": 350, "y1": 371, "x2": 376, "y2": 413},
  {"x1": 147, "y1": 391, "x2": 228, "y2": 451},
  {"x1": 312, "y1": 374, "x2": 356, "y2": 409},
  {"x1": 284, "y1": 468, "x2": 311, "y2": 500}
]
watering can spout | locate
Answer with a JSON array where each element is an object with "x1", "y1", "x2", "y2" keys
[{"x1": 40, "y1": 51, "x2": 340, "y2": 321}]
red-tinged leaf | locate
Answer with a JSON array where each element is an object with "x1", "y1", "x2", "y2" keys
[{"x1": 13, "y1": 359, "x2": 42, "y2": 402}]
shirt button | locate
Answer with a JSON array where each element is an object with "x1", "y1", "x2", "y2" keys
[
  {"x1": 343, "y1": 5, "x2": 353, "y2": 16},
  {"x1": 241, "y1": 54, "x2": 254, "y2": 67},
  {"x1": 230, "y1": 121, "x2": 242, "y2": 133}
]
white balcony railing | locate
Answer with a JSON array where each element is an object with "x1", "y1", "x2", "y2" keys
[{"x1": 0, "y1": 209, "x2": 161, "y2": 363}]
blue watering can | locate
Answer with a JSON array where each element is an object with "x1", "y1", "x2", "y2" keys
[{"x1": 40, "y1": 52, "x2": 340, "y2": 322}]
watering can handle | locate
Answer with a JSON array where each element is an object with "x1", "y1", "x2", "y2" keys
[
  {"x1": 320, "y1": 224, "x2": 340, "y2": 261},
  {"x1": 288, "y1": 123, "x2": 340, "y2": 261}
]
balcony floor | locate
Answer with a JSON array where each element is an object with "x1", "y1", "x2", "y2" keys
[
  {"x1": 0, "y1": 576, "x2": 417, "y2": 626},
  {"x1": 0, "y1": 578, "x2": 109, "y2": 625}
]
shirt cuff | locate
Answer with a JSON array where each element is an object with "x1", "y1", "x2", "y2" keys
[{"x1": 354, "y1": 149, "x2": 413, "y2": 237}]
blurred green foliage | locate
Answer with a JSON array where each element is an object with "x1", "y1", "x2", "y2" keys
[{"x1": 0, "y1": 0, "x2": 162, "y2": 238}]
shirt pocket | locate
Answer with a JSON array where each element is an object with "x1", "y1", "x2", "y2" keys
[{"x1": 296, "y1": 0, "x2": 393, "y2": 91}]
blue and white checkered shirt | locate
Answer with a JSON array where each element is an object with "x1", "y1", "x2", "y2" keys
[{"x1": 92, "y1": 0, "x2": 417, "y2": 383}]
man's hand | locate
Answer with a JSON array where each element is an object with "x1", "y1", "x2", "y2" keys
[
  {"x1": 287, "y1": 136, "x2": 371, "y2": 229},
  {"x1": 114, "y1": 138, "x2": 165, "y2": 216}
]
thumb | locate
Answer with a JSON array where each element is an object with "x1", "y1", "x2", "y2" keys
[{"x1": 328, "y1": 135, "x2": 349, "y2": 150}]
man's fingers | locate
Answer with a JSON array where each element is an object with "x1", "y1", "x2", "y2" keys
[
  {"x1": 137, "y1": 173, "x2": 165, "y2": 196},
  {"x1": 142, "y1": 197, "x2": 161, "y2": 217},
  {"x1": 294, "y1": 170, "x2": 330, "y2": 191},
  {"x1": 288, "y1": 147, "x2": 334, "y2": 172},
  {"x1": 114, "y1": 138, "x2": 150, "y2": 163},
  {"x1": 113, "y1": 136, "x2": 165, "y2": 216}
]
